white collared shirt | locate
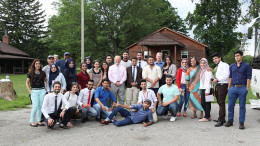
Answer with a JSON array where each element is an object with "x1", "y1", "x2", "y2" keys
[
  {"x1": 215, "y1": 61, "x2": 230, "y2": 84},
  {"x1": 41, "y1": 93, "x2": 70, "y2": 118},
  {"x1": 77, "y1": 88, "x2": 95, "y2": 106},
  {"x1": 142, "y1": 65, "x2": 162, "y2": 88},
  {"x1": 137, "y1": 60, "x2": 147, "y2": 69},
  {"x1": 137, "y1": 89, "x2": 158, "y2": 108}
]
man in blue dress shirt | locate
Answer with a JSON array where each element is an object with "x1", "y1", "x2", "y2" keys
[
  {"x1": 100, "y1": 99, "x2": 153, "y2": 127},
  {"x1": 93, "y1": 79, "x2": 117, "y2": 122},
  {"x1": 225, "y1": 50, "x2": 252, "y2": 129}
]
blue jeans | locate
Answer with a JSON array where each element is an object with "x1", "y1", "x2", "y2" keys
[
  {"x1": 228, "y1": 86, "x2": 248, "y2": 123},
  {"x1": 30, "y1": 89, "x2": 46, "y2": 123},
  {"x1": 178, "y1": 84, "x2": 189, "y2": 112},
  {"x1": 93, "y1": 104, "x2": 112, "y2": 119},
  {"x1": 157, "y1": 102, "x2": 179, "y2": 117},
  {"x1": 107, "y1": 107, "x2": 133, "y2": 126}
]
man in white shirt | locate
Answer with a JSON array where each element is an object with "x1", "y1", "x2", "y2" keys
[
  {"x1": 42, "y1": 55, "x2": 54, "y2": 76},
  {"x1": 138, "y1": 80, "x2": 158, "y2": 122},
  {"x1": 211, "y1": 53, "x2": 230, "y2": 127},
  {"x1": 137, "y1": 51, "x2": 147, "y2": 69},
  {"x1": 120, "y1": 51, "x2": 132, "y2": 68},
  {"x1": 77, "y1": 80, "x2": 98, "y2": 123},
  {"x1": 142, "y1": 56, "x2": 162, "y2": 95},
  {"x1": 41, "y1": 81, "x2": 72, "y2": 129}
]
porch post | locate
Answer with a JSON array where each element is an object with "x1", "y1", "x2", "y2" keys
[
  {"x1": 22, "y1": 59, "x2": 24, "y2": 73},
  {"x1": 174, "y1": 45, "x2": 177, "y2": 64}
]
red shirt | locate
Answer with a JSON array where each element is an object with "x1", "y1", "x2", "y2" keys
[
  {"x1": 77, "y1": 71, "x2": 89, "y2": 89},
  {"x1": 176, "y1": 68, "x2": 183, "y2": 89}
]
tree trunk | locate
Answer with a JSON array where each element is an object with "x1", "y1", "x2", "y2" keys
[
  {"x1": 111, "y1": 37, "x2": 119, "y2": 56},
  {"x1": 0, "y1": 81, "x2": 17, "y2": 101}
]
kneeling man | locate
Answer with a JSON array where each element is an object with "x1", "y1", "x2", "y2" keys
[
  {"x1": 41, "y1": 81, "x2": 72, "y2": 129},
  {"x1": 101, "y1": 99, "x2": 153, "y2": 127},
  {"x1": 157, "y1": 75, "x2": 180, "y2": 122}
]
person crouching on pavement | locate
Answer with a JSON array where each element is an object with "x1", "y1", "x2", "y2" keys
[
  {"x1": 101, "y1": 99, "x2": 153, "y2": 127},
  {"x1": 41, "y1": 81, "x2": 73, "y2": 129}
]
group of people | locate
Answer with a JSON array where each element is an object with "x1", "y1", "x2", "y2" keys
[{"x1": 26, "y1": 50, "x2": 252, "y2": 130}]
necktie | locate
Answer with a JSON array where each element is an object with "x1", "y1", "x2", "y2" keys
[
  {"x1": 132, "y1": 66, "x2": 135, "y2": 82},
  {"x1": 87, "y1": 90, "x2": 91, "y2": 105},
  {"x1": 139, "y1": 61, "x2": 141, "y2": 68},
  {"x1": 54, "y1": 96, "x2": 57, "y2": 116}
]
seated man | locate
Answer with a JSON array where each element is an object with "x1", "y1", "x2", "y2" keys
[
  {"x1": 77, "y1": 80, "x2": 98, "y2": 123},
  {"x1": 93, "y1": 79, "x2": 117, "y2": 122},
  {"x1": 157, "y1": 75, "x2": 180, "y2": 122},
  {"x1": 101, "y1": 99, "x2": 153, "y2": 127},
  {"x1": 137, "y1": 79, "x2": 158, "y2": 123},
  {"x1": 41, "y1": 81, "x2": 73, "y2": 129}
]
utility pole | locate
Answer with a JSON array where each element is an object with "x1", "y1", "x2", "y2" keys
[{"x1": 81, "y1": 0, "x2": 84, "y2": 63}]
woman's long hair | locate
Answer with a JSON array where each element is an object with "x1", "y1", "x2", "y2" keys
[
  {"x1": 163, "y1": 55, "x2": 173, "y2": 68},
  {"x1": 101, "y1": 61, "x2": 109, "y2": 77},
  {"x1": 80, "y1": 62, "x2": 90, "y2": 79},
  {"x1": 28, "y1": 59, "x2": 45, "y2": 87}
]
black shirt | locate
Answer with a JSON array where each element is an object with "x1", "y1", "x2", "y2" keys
[{"x1": 27, "y1": 72, "x2": 45, "y2": 88}]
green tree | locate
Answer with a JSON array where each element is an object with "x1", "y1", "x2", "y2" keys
[
  {"x1": 0, "y1": 0, "x2": 48, "y2": 58},
  {"x1": 186, "y1": 0, "x2": 242, "y2": 56},
  {"x1": 48, "y1": 0, "x2": 188, "y2": 62}
]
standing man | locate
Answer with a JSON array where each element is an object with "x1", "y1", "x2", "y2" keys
[
  {"x1": 157, "y1": 75, "x2": 179, "y2": 122},
  {"x1": 138, "y1": 79, "x2": 158, "y2": 123},
  {"x1": 137, "y1": 51, "x2": 147, "y2": 69},
  {"x1": 125, "y1": 57, "x2": 142, "y2": 105},
  {"x1": 142, "y1": 56, "x2": 162, "y2": 95},
  {"x1": 108, "y1": 55, "x2": 127, "y2": 105},
  {"x1": 225, "y1": 50, "x2": 252, "y2": 129},
  {"x1": 77, "y1": 80, "x2": 98, "y2": 123},
  {"x1": 106, "y1": 54, "x2": 113, "y2": 67},
  {"x1": 41, "y1": 81, "x2": 72, "y2": 129},
  {"x1": 93, "y1": 79, "x2": 117, "y2": 122},
  {"x1": 154, "y1": 52, "x2": 164, "y2": 69},
  {"x1": 211, "y1": 53, "x2": 230, "y2": 127},
  {"x1": 42, "y1": 55, "x2": 55, "y2": 76},
  {"x1": 56, "y1": 52, "x2": 71, "y2": 74},
  {"x1": 120, "y1": 51, "x2": 132, "y2": 68}
]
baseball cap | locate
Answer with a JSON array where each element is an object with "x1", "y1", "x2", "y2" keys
[
  {"x1": 48, "y1": 55, "x2": 54, "y2": 59},
  {"x1": 64, "y1": 52, "x2": 70, "y2": 56}
]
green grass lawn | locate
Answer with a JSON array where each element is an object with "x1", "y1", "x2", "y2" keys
[{"x1": 0, "y1": 74, "x2": 258, "y2": 111}]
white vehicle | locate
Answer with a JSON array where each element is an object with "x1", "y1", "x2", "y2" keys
[{"x1": 248, "y1": 17, "x2": 260, "y2": 99}]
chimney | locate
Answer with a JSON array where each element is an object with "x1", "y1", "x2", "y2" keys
[{"x1": 2, "y1": 29, "x2": 10, "y2": 45}]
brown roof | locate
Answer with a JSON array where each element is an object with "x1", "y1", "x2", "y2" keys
[
  {"x1": 0, "y1": 54, "x2": 34, "y2": 60},
  {"x1": 137, "y1": 32, "x2": 184, "y2": 47},
  {"x1": 0, "y1": 42, "x2": 30, "y2": 57},
  {"x1": 126, "y1": 27, "x2": 209, "y2": 49}
]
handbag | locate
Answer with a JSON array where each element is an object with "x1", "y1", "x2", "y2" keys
[{"x1": 205, "y1": 88, "x2": 214, "y2": 102}]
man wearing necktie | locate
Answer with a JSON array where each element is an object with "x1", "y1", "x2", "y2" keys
[
  {"x1": 108, "y1": 55, "x2": 127, "y2": 105},
  {"x1": 125, "y1": 57, "x2": 143, "y2": 105},
  {"x1": 41, "y1": 81, "x2": 72, "y2": 129},
  {"x1": 77, "y1": 80, "x2": 98, "y2": 123},
  {"x1": 137, "y1": 51, "x2": 147, "y2": 69}
]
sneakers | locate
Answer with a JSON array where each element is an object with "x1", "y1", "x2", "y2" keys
[
  {"x1": 163, "y1": 115, "x2": 168, "y2": 119},
  {"x1": 170, "y1": 116, "x2": 176, "y2": 122}
]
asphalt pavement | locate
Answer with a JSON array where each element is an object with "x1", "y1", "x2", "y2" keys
[{"x1": 0, "y1": 104, "x2": 260, "y2": 146}]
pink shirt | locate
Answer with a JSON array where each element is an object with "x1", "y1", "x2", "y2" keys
[{"x1": 108, "y1": 64, "x2": 127, "y2": 84}]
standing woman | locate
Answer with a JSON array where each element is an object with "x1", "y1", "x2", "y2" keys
[
  {"x1": 176, "y1": 59, "x2": 189, "y2": 117},
  {"x1": 26, "y1": 59, "x2": 46, "y2": 127},
  {"x1": 77, "y1": 62, "x2": 90, "y2": 90},
  {"x1": 47, "y1": 63, "x2": 66, "y2": 93},
  {"x1": 89, "y1": 60, "x2": 102, "y2": 89},
  {"x1": 85, "y1": 56, "x2": 93, "y2": 73},
  {"x1": 101, "y1": 61, "x2": 109, "y2": 79},
  {"x1": 186, "y1": 57, "x2": 204, "y2": 119},
  {"x1": 161, "y1": 56, "x2": 177, "y2": 85},
  {"x1": 64, "y1": 59, "x2": 78, "y2": 91},
  {"x1": 198, "y1": 58, "x2": 213, "y2": 122}
]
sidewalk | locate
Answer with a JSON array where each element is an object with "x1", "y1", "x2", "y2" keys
[{"x1": 0, "y1": 104, "x2": 259, "y2": 146}]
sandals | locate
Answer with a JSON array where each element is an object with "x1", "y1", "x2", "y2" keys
[
  {"x1": 198, "y1": 118, "x2": 209, "y2": 122},
  {"x1": 190, "y1": 115, "x2": 197, "y2": 119},
  {"x1": 37, "y1": 122, "x2": 45, "y2": 126},
  {"x1": 30, "y1": 123, "x2": 38, "y2": 127}
]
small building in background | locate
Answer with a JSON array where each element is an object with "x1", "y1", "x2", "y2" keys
[
  {"x1": 0, "y1": 32, "x2": 34, "y2": 74},
  {"x1": 126, "y1": 27, "x2": 209, "y2": 68}
]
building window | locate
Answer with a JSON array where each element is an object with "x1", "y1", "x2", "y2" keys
[
  {"x1": 181, "y1": 50, "x2": 188, "y2": 59},
  {"x1": 161, "y1": 50, "x2": 170, "y2": 61},
  {"x1": 144, "y1": 51, "x2": 151, "y2": 60}
]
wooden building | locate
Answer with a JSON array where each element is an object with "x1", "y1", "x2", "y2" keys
[
  {"x1": 126, "y1": 27, "x2": 209, "y2": 67},
  {"x1": 0, "y1": 33, "x2": 34, "y2": 74}
]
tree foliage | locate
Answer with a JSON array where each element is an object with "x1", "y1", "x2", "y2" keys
[
  {"x1": 186, "y1": 0, "x2": 242, "y2": 56},
  {"x1": 48, "y1": 0, "x2": 188, "y2": 62},
  {"x1": 0, "y1": 0, "x2": 48, "y2": 58}
]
